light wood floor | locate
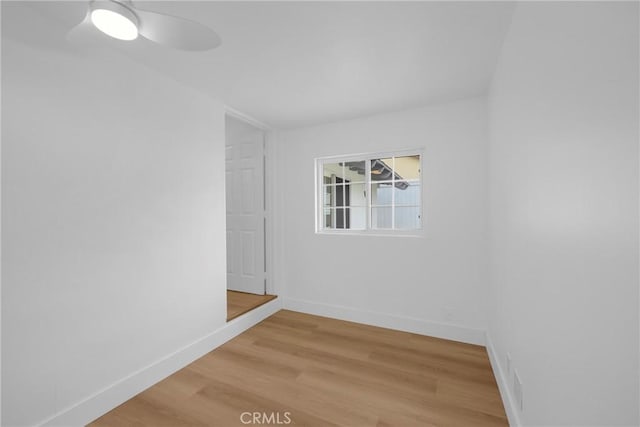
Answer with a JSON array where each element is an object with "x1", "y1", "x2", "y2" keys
[
  {"x1": 227, "y1": 290, "x2": 278, "y2": 321},
  {"x1": 90, "y1": 310, "x2": 507, "y2": 427}
]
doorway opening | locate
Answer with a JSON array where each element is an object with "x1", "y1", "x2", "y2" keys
[{"x1": 225, "y1": 114, "x2": 275, "y2": 321}]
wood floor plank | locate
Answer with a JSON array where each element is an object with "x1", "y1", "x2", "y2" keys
[
  {"x1": 186, "y1": 356, "x2": 375, "y2": 425},
  {"x1": 90, "y1": 309, "x2": 508, "y2": 427}
]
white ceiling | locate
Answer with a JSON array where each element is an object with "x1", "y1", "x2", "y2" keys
[{"x1": 5, "y1": 1, "x2": 515, "y2": 129}]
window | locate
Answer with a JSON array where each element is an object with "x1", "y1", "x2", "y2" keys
[{"x1": 316, "y1": 150, "x2": 422, "y2": 233}]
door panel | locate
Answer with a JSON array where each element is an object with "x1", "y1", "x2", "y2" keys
[
  {"x1": 226, "y1": 116, "x2": 265, "y2": 295},
  {"x1": 225, "y1": 171, "x2": 233, "y2": 211},
  {"x1": 242, "y1": 231, "x2": 256, "y2": 276},
  {"x1": 226, "y1": 230, "x2": 234, "y2": 274},
  {"x1": 241, "y1": 168, "x2": 255, "y2": 212}
]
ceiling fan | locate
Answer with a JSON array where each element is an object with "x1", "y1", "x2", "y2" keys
[{"x1": 67, "y1": 0, "x2": 221, "y2": 51}]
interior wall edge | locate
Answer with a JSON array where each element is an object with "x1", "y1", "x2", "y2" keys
[
  {"x1": 39, "y1": 299, "x2": 283, "y2": 427},
  {"x1": 282, "y1": 297, "x2": 485, "y2": 346},
  {"x1": 267, "y1": 129, "x2": 287, "y2": 298},
  {"x1": 225, "y1": 105, "x2": 272, "y2": 131},
  {"x1": 485, "y1": 333, "x2": 521, "y2": 427}
]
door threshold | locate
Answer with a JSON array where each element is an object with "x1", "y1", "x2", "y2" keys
[{"x1": 227, "y1": 290, "x2": 277, "y2": 321}]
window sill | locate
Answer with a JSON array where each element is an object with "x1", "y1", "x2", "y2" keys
[{"x1": 316, "y1": 229, "x2": 425, "y2": 238}]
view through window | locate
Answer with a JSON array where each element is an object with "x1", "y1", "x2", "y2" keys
[{"x1": 318, "y1": 151, "x2": 422, "y2": 232}]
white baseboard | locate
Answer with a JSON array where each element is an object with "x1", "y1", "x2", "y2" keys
[
  {"x1": 40, "y1": 298, "x2": 283, "y2": 427},
  {"x1": 282, "y1": 297, "x2": 485, "y2": 346},
  {"x1": 485, "y1": 333, "x2": 522, "y2": 427}
]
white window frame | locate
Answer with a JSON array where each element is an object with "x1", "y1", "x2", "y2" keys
[{"x1": 315, "y1": 148, "x2": 424, "y2": 237}]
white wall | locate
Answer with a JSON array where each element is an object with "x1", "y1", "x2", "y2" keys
[
  {"x1": 487, "y1": 2, "x2": 639, "y2": 425},
  {"x1": 2, "y1": 19, "x2": 226, "y2": 427},
  {"x1": 274, "y1": 98, "x2": 489, "y2": 343}
]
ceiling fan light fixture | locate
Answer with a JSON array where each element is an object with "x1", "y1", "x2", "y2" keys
[
  {"x1": 90, "y1": 1, "x2": 138, "y2": 41},
  {"x1": 68, "y1": 0, "x2": 221, "y2": 51}
]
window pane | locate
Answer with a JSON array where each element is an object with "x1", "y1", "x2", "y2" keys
[
  {"x1": 324, "y1": 207, "x2": 364, "y2": 230},
  {"x1": 335, "y1": 207, "x2": 348, "y2": 229},
  {"x1": 343, "y1": 160, "x2": 366, "y2": 183},
  {"x1": 323, "y1": 162, "x2": 345, "y2": 181},
  {"x1": 323, "y1": 207, "x2": 334, "y2": 228},
  {"x1": 323, "y1": 161, "x2": 367, "y2": 183},
  {"x1": 371, "y1": 182, "x2": 393, "y2": 206},
  {"x1": 349, "y1": 207, "x2": 366, "y2": 230},
  {"x1": 323, "y1": 185, "x2": 334, "y2": 207},
  {"x1": 371, "y1": 207, "x2": 392, "y2": 229},
  {"x1": 393, "y1": 155, "x2": 420, "y2": 180},
  {"x1": 395, "y1": 206, "x2": 421, "y2": 229},
  {"x1": 349, "y1": 182, "x2": 367, "y2": 206},
  {"x1": 323, "y1": 207, "x2": 349, "y2": 229},
  {"x1": 335, "y1": 179, "x2": 348, "y2": 207},
  {"x1": 393, "y1": 182, "x2": 421, "y2": 206},
  {"x1": 370, "y1": 158, "x2": 394, "y2": 181}
]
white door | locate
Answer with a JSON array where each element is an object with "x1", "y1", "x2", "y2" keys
[{"x1": 225, "y1": 115, "x2": 265, "y2": 294}]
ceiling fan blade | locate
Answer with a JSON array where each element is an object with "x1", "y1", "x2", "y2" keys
[
  {"x1": 66, "y1": 10, "x2": 94, "y2": 45},
  {"x1": 135, "y1": 8, "x2": 221, "y2": 51},
  {"x1": 66, "y1": 8, "x2": 109, "y2": 48}
]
